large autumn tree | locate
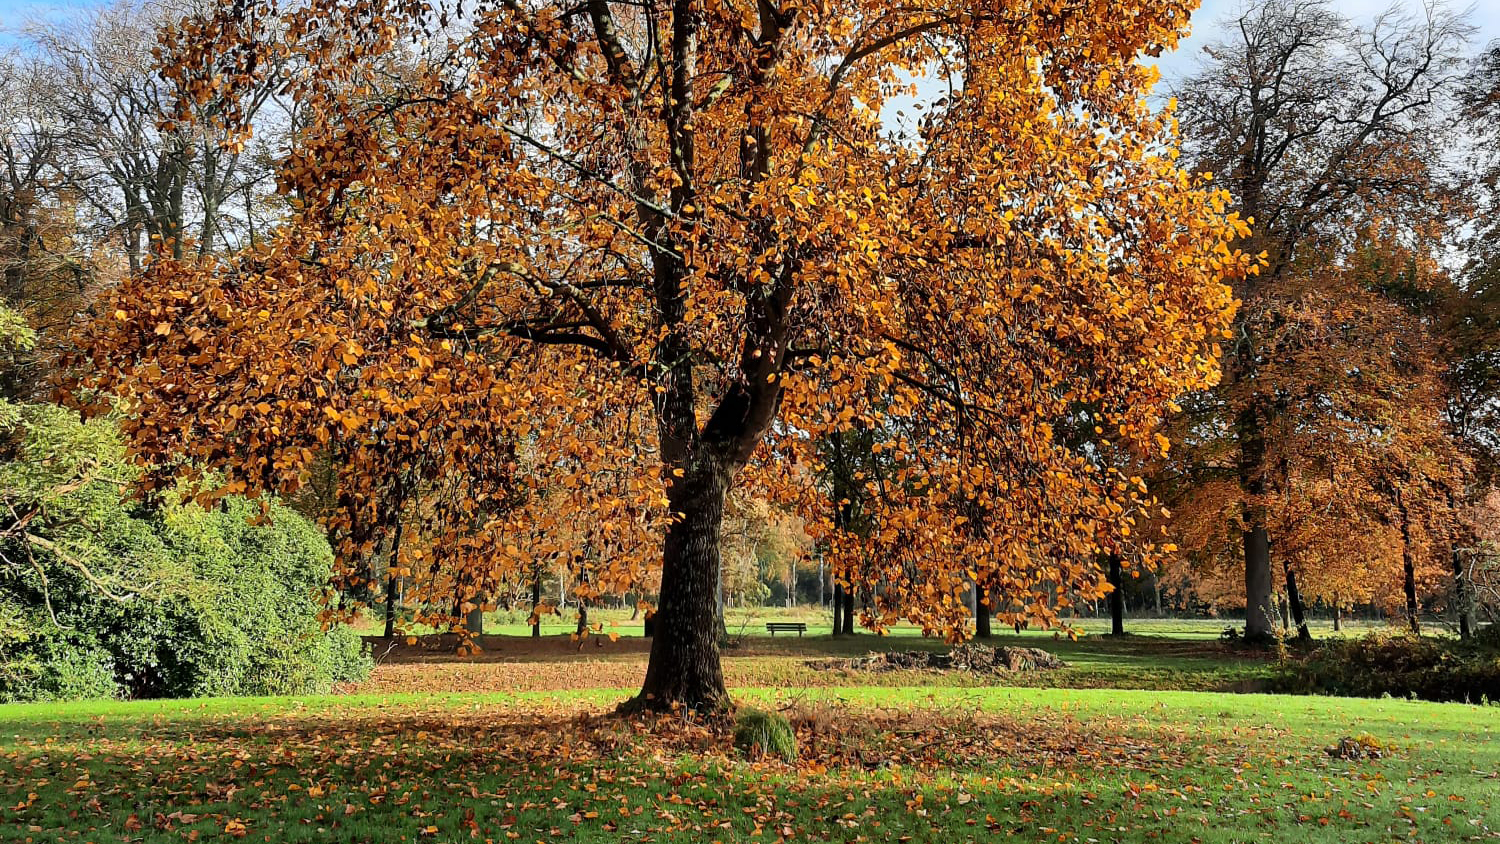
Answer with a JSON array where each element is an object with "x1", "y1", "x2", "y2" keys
[
  {"x1": 1170, "y1": 0, "x2": 1470, "y2": 640},
  {"x1": 81, "y1": 0, "x2": 1249, "y2": 711}
]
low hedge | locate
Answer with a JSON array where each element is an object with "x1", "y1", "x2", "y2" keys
[{"x1": 1272, "y1": 630, "x2": 1500, "y2": 704}]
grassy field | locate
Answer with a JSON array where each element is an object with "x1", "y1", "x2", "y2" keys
[
  {"x1": 3, "y1": 685, "x2": 1495, "y2": 844},
  {"x1": 4, "y1": 625, "x2": 1497, "y2": 844}
]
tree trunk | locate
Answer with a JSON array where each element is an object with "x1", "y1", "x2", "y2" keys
[
  {"x1": 1400, "y1": 502, "x2": 1420, "y2": 635},
  {"x1": 465, "y1": 606, "x2": 484, "y2": 636},
  {"x1": 382, "y1": 518, "x2": 404, "y2": 639},
  {"x1": 1453, "y1": 548, "x2": 1472, "y2": 641},
  {"x1": 1243, "y1": 524, "x2": 1275, "y2": 641},
  {"x1": 1333, "y1": 600, "x2": 1342, "y2": 632},
  {"x1": 831, "y1": 583, "x2": 844, "y2": 636},
  {"x1": 1150, "y1": 570, "x2": 1162, "y2": 616},
  {"x1": 531, "y1": 568, "x2": 541, "y2": 638},
  {"x1": 383, "y1": 573, "x2": 399, "y2": 639},
  {"x1": 628, "y1": 470, "x2": 730, "y2": 712},
  {"x1": 1107, "y1": 553, "x2": 1125, "y2": 636},
  {"x1": 1238, "y1": 405, "x2": 1276, "y2": 642},
  {"x1": 841, "y1": 587, "x2": 855, "y2": 635},
  {"x1": 1282, "y1": 560, "x2": 1311, "y2": 642},
  {"x1": 715, "y1": 550, "x2": 727, "y2": 637},
  {"x1": 975, "y1": 581, "x2": 992, "y2": 639}
]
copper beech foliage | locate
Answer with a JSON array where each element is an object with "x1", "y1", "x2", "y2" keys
[
  {"x1": 76, "y1": 0, "x2": 1251, "y2": 707},
  {"x1": 1158, "y1": 236, "x2": 1468, "y2": 620}
]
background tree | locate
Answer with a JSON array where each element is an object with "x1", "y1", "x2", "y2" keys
[{"x1": 1171, "y1": 0, "x2": 1471, "y2": 640}]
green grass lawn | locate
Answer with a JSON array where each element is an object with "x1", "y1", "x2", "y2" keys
[{"x1": 3, "y1": 685, "x2": 1495, "y2": 844}]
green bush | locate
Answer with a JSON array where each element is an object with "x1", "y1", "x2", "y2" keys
[
  {"x1": 733, "y1": 708, "x2": 798, "y2": 762},
  {"x1": 1273, "y1": 632, "x2": 1500, "y2": 704},
  {"x1": 1475, "y1": 623, "x2": 1500, "y2": 650},
  {"x1": 1, "y1": 400, "x2": 370, "y2": 701},
  {"x1": 0, "y1": 624, "x2": 117, "y2": 703}
]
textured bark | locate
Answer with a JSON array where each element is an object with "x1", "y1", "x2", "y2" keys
[
  {"x1": 465, "y1": 606, "x2": 484, "y2": 635},
  {"x1": 1107, "y1": 553, "x2": 1125, "y2": 636},
  {"x1": 628, "y1": 469, "x2": 730, "y2": 712}
]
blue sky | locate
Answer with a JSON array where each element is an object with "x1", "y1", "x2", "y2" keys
[
  {"x1": 3, "y1": 0, "x2": 1497, "y2": 71},
  {"x1": 1158, "y1": 0, "x2": 1500, "y2": 81}
]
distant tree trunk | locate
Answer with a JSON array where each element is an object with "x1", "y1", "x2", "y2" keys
[
  {"x1": 1400, "y1": 501, "x2": 1420, "y2": 635},
  {"x1": 975, "y1": 581, "x2": 992, "y2": 639},
  {"x1": 1150, "y1": 570, "x2": 1162, "y2": 616},
  {"x1": 1453, "y1": 548, "x2": 1472, "y2": 641},
  {"x1": 1239, "y1": 404, "x2": 1276, "y2": 642},
  {"x1": 531, "y1": 568, "x2": 541, "y2": 638},
  {"x1": 1282, "y1": 561, "x2": 1311, "y2": 642},
  {"x1": 384, "y1": 574, "x2": 399, "y2": 639},
  {"x1": 831, "y1": 583, "x2": 844, "y2": 636},
  {"x1": 715, "y1": 552, "x2": 727, "y2": 636},
  {"x1": 383, "y1": 519, "x2": 404, "y2": 639},
  {"x1": 1333, "y1": 600, "x2": 1342, "y2": 632},
  {"x1": 1107, "y1": 553, "x2": 1125, "y2": 636}
]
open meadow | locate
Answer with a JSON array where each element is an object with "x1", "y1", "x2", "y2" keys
[{"x1": 5, "y1": 627, "x2": 1497, "y2": 844}]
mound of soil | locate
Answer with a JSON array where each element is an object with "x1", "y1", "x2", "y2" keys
[{"x1": 808, "y1": 643, "x2": 1066, "y2": 674}]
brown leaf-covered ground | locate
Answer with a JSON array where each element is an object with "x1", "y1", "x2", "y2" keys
[{"x1": 350, "y1": 630, "x2": 1271, "y2": 694}]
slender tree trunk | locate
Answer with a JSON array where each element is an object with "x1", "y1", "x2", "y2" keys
[
  {"x1": 715, "y1": 551, "x2": 726, "y2": 637},
  {"x1": 831, "y1": 583, "x2": 844, "y2": 636},
  {"x1": 1400, "y1": 502, "x2": 1420, "y2": 635},
  {"x1": 1282, "y1": 560, "x2": 1311, "y2": 642},
  {"x1": 384, "y1": 574, "x2": 399, "y2": 639},
  {"x1": 629, "y1": 469, "x2": 730, "y2": 712},
  {"x1": 975, "y1": 580, "x2": 992, "y2": 639},
  {"x1": 1107, "y1": 553, "x2": 1125, "y2": 636},
  {"x1": 1453, "y1": 548, "x2": 1472, "y2": 641},
  {"x1": 841, "y1": 588, "x2": 855, "y2": 635},
  {"x1": 531, "y1": 568, "x2": 541, "y2": 638},
  {"x1": 1239, "y1": 407, "x2": 1276, "y2": 642},
  {"x1": 1150, "y1": 570, "x2": 1162, "y2": 616},
  {"x1": 1333, "y1": 600, "x2": 1342, "y2": 632},
  {"x1": 382, "y1": 519, "x2": 404, "y2": 639}
]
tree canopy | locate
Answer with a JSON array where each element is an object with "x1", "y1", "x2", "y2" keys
[{"x1": 79, "y1": 0, "x2": 1253, "y2": 709}]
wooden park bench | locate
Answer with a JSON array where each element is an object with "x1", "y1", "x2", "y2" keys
[{"x1": 765, "y1": 621, "x2": 808, "y2": 637}]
